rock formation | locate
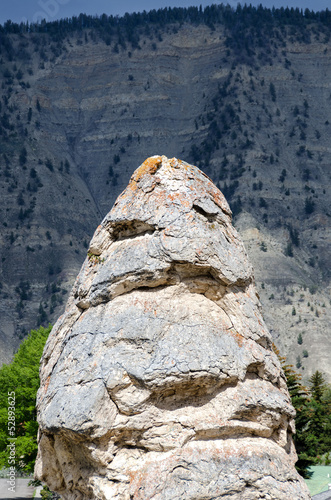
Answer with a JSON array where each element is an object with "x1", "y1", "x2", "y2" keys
[{"x1": 35, "y1": 156, "x2": 311, "y2": 499}]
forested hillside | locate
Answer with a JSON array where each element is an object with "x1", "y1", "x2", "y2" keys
[{"x1": 0, "y1": 4, "x2": 330, "y2": 382}]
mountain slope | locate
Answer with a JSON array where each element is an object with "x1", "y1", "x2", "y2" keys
[{"x1": 0, "y1": 6, "x2": 330, "y2": 382}]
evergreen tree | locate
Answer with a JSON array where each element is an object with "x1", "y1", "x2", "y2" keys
[
  {"x1": 321, "y1": 386, "x2": 331, "y2": 455},
  {"x1": 273, "y1": 344, "x2": 313, "y2": 477},
  {"x1": 306, "y1": 371, "x2": 330, "y2": 459},
  {"x1": 309, "y1": 371, "x2": 326, "y2": 403},
  {"x1": 274, "y1": 349, "x2": 331, "y2": 474}
]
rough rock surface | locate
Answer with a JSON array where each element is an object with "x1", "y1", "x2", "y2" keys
[{"x1": 35, "y1": 156, "x2": 311, "y2": 499}]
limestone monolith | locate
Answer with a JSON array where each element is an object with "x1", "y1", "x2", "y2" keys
[{"x1": 35, "y1": 156, "x2": 311, "y2": 499}]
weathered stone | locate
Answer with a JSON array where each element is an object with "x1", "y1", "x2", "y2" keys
[{"x1": 35, "y1": 156, "x2": 311, "y2": 499}]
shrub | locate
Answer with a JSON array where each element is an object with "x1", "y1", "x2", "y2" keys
[
  {"x1": 259, "y1": 197, "x2": 268, "y2": 208},
  {"x1": 305, "y1": 197, "x2": 315, "y2": 215},
  {"x1": 45, "y1": 159, "x2": 54, "y2": 172},
  {"x1": 260, "y1": 241, "x2": 267, "y2": 252},
  {"x1": 279, "y1": 169, "x2": 287, "y2": 182},
  {"x1": 296, "y1": 355, "x2": 302, "y2": 368},
  {"x1": 285, "y1": 242, "x2": 293, "y2": 257},
  {"x1": 19, "y1": 147, "x2": 27, "y2": 166},
  {"x1": 269, "y1": 82, "x2": 276, "y2": 101}
]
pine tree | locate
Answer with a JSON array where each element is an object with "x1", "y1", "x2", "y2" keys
[
  {"x1": 306, "y1": 371, "x2": 329, "y2": 459},
  {"x1": 273, "y1": 344, "x2": 313, "y2": 477},
  {"x1": 309, "y1": 371, "x2": 326, "y2": 403},
  {"x1": 274, "y1": 354, "x2": 331, "y2": 472}
]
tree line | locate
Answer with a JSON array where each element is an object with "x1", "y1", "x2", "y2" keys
[{"x1": 1, "y1": 3, "x2": 331, "y2": 39}]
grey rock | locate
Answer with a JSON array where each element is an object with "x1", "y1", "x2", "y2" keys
[{"x1": 35, "y1": 156, "x2": 311, "y2": 499}]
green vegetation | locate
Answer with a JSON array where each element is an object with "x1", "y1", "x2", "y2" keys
[
  {"x1": 0, "y1": 325, "x2": 51, "y2": 473},
  {"x1": 87, "y1": 251, "x2": 105, "y2": 264},
  {"x1": 296, "y1": 355, "x2": 302, "y2": 369},
  {"x1": 305, "y1": 197, "x2": 315, "y2": 215},
  {"x1": 40, "y1": 484, "x2": 59, "y2": 499},
  {"x1": 275, "y1": 344, "x2": 331, "y2": 477},
  {"x1": 260, "y1": 241, "x2": 267, "y2": 252},
  {"x1": 269, "y1": 82, "x2": 276, "y2": 102},
  {"x1": 285, "y1": 242, "x2": 294, "y2": 257}
]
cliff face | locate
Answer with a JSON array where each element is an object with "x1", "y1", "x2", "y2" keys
[
  {"x1": 35, "y1": 156, "x2": 310, "y2": 500},
  {"x1": 0, "y1": 19, "x2": 330, "y2": 381}
]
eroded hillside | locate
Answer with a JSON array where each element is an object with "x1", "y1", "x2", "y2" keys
[{"x1": 0, "y1": 6, "x2": 330, "y2": 382}]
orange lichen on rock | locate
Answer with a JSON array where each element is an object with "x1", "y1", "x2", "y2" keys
[
  {"x1": 132, "y1": 155, "x2": 162, "y2": 183},
  {"x1": 44, "y1": 375, "x2": 51, "y2": 395},
  {"x1": 230, "y1": 330, "x2": 245, "y2": 347},
  {"x1": 118, "y1": 156, "x2": 163, "y2": 200}
]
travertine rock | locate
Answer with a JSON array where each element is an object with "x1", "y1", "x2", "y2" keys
[{"x1": 35, "y1": 156, "x2": 311, "y2": 499}]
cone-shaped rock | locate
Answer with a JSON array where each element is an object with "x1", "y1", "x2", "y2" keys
[{"x1": 35, "y1": 156, "x2": 311, "y2": 499}]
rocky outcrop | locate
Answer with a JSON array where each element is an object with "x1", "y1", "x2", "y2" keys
[{"x1": 35, "y1": 156, "x2": 311, "y2": 499}]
